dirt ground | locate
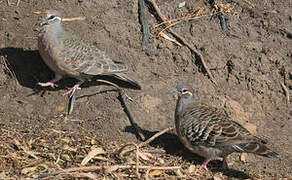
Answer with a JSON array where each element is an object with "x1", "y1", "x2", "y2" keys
[{"x1": 0, "y1": 0, "x2": 292, "y2": 179}]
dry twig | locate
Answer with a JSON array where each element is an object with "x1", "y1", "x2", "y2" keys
[
  {"x1": 62, "y1": 17, "x2": 86, "y2": 22},
  {"x1": 241, "y1": 0, "x2": 276, "y2": 13},
  {"x1": 32, "y1": 165, "x2": 181, "y2": 179},
  {"x1": 118, "y1": 90, "x2": 145, "y2": 141},
  {"x1": 119, "y1": 126, "x2": 174, "y2": 156},
  {"x1": 0, "y1": 54, "x2": 18, "y2": 85},
  {"x1": 67, "y1": 79, "x2": 145, "y2": 140},
  {"x1": 146, "y1": 0, "x2": 218, "y2": 86},
  {"x1": 138, "y1": 0, "x2": 150, "y2": 50},
  {"x1": 280, "y1": 82, "x2": 290, "y2": 106},
  {"x1": 7, "y1": 0, "x2": 20, "y2": 6}
]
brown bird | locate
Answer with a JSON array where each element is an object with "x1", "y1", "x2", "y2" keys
[
  {"x1": 169, "y1": 83, "x2": 281, "y2": 170},
  {"x1": 36, "y1": 10, "x2": 141, "y2": 97}
]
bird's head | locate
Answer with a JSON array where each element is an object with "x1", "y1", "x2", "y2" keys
[
  {"x1": 168, "y1": 82, "x2": 194, "y2": 100},
  {"x1": 35, "y1": 10, "x2": 62, "y2": 27}
]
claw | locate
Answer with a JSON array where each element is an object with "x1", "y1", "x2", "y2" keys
[
  {"x1": 124, "y1": 92, "x2": 133, "y2": 101},
  {"x1": 201, "y1": 159, "x2": 210, "y2": 171},
  {"x1": 38, "y1": 82, "x2": 58, "y2": 88},
  {"x1": 221, "y1": 157, "x2": 228, "y2": 170},
  {"x1": 62, "y1": 84, "x2": 81, "y2": 98},
  {"x1": 38, "y1": 74, "x2": 62, "y2": 88}
]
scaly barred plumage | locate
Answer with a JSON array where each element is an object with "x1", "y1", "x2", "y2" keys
[
  {"x1": 36, "y1": 10, "x2": 141, "y2": 97},
  {"x1": 169, "y1": 82, "x2": 281, "y2": 170}
]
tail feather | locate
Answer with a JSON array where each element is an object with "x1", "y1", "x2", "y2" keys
[
  {"x1": 233, "y1": 142, "x2": 282, "y2": 160},
  {"x1": 113, "y1": 73, "x2": 141, "y2": 90}
]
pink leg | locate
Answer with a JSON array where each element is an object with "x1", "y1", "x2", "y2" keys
[
  {"x1": 201, "y1": 159, "x2": 210, "y2": 171},
  {"x1": 63, "y1": 80, "x2": 84, "y2": 98},
  {"x1": 221, "y1": 156, "x2": 228, "y2": 169},
  {"x1": 38, "y1": 74, "x2": 62, "y2": 88}
]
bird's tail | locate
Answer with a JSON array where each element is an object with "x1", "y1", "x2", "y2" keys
[
  {"x1": 113, "y1": 73, "x2": 141, "y2": 90},
  {"x1": 232, "y1": 142, "x2": 282, "y2": 160}
]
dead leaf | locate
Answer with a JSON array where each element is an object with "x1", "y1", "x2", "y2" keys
[
  {"x1": 187, "y1": 164, "x2": 197, "y2": 174},
  {"x1": 61, "y1": 154, "x2": 71, "y2": 161},
  {"x1": 104, "y1": 165, "x2": 119, "y2": 174},
  {"x1": 21, "y1": 166, "x2": 37, "y2": 175},
  {"x1": 158, "y1": 32, "x2": 182, "y2": 47},
  {"x1": 175, "y1": 169, "x2": 184, "y2": 177},
  {"x1": 81, "y1": 147, "x2": 105, "y2": 165},
  {"x1": 213, "y1": 176, "x2": 222, "y2": 180},
  {"x1": 149, "y1": 169, "x2": 162, "y2": 177},
  {"x1": 138, "y1": 152, "x2": 164, "y2": 165},
  {"x1": 14, "y1": 139, "x2": 39, "y2": 159},
  {"x1": 56, "y1": 105, "x2": 65, "y2": 112},
  {"x1": 240, "y1": 153, "x2": 248, "y2": 163},
  {"x1": 0, "y1": 172, "x2": 10, "y2": 179},
  {"x1": 61, "y1": 138, "x2": 71, "y2": 143},
  {"x1": 75, "y1": 172, "x2": 99, "y2": 179},
  {"x1": 63, "y1": 144, "x2": 77, "y2": 152},
  {"x1": 243, "y1": 123, "x2": 257, "y2": 134},
  {"x1": 91, "y1": 137, "x2": 97, "y2": 145}
]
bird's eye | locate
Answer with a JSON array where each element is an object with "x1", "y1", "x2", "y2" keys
[
  {"x1": 48, "y1": 15, "x2": 56, "y2": 20},
  {"x1": 181, "y1": 89, "x2": 188, "y2": 93}
]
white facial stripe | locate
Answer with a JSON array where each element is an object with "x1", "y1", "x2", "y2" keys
[
  {"x1": 52, "y1": 16, "x2": 62, "y2": 21},
  {"x1": 47, "y1": 15, "x2": 62, "y2": 22},
  {"x1": 182, "y1": 91, "x2": 192, "y2": 96},
  {"x1": 181, "y1": 88, "x2": 192, "y2": 96}
]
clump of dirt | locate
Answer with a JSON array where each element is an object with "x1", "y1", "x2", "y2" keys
[{"x1": 0, "y1": 0, "x2": 291, "y2": 179}]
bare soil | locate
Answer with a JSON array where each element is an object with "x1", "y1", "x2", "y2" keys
[{"x1": 0, "y1": 0, "x2": 292, "y2": 179}]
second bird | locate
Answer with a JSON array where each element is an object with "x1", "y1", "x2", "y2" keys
[
  {"x1": 169, "y1": 83, "x2": 281, "y2": 170},
  {"x1": 36, "y1": 10, "x2": 141, "y2": 97}
]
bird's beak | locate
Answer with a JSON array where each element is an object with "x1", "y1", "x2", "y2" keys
[
  {"x1": 168, "y1": 82, "x2": 184, "y2": 94},
  {"x1": 35, "y1": 17, "x2": 48, "y2": 27},
  {"x1": 33, "y1": 11, "x2": 49, "y2": 27},
  {"x1": 168, "y1": 88, "x2": 178, "y2": 94}
]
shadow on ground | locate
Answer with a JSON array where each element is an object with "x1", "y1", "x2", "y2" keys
[
  {"x1": 0, "y1": 47, "x2": 141, "y2": 95},
  {"x1": 124, "y1": 126, "x2": 251, "y2": 179}
]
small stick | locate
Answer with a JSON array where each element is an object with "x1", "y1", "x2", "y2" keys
[
  {"x1": 156, "y1": 14, "x2": 209, "y2": 34},
  {"x1": 67, "y1": 88, "x2": 78, "y2": 115},
  {"x1": 65, "y1": 79, "x2": 145, "y2": 140},
  {"x1": 96, "y1": 79, "x2": 145, "y2": 141},
  {"x1": 241, "y1": 0, "x2": 276, "y2": 13},
  {"x1": 118, "y1": 91, "x2": 145, "y2": 141},
  {"x1": 138, "y1": 0, "x2": 150, "y2": 51},
  {"x1": 0, "y1": 53, "x2": 18, "y2": 85},
  {"x1": 32, "y1": 165, "x2": 181, "y2": 179},
  {"x1": 138, "y1": 126, "x2": 174, "y2": 148},
  {"x1": 133, "y1": 144, "x2": 141, "y2": 178},
  {"x1": 146, "y1": 0, "x2": 218, "y2": 86},
  {"x1": 62, "y1": 17, "x2": 86, "y2": 22},
  {"x1": 119, "y1": 126, "x2": 174, "y2": 156},
  {"x1": 280, "y1": 82, "x2": 290, "y2": 106}
]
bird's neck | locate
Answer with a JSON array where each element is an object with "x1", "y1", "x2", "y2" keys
[
  {"x1": 40, "y1": 24, "x2": 63, "y2": 45},
  {"x1": 175, "y1": 95, "x2": 193, "y2": 119},
  {"x1": 41, "y1": 23, "x2": 63, "y2": 36},
  {"x1": 174, "y1": 95, "x2": 193, "y2": 136}
]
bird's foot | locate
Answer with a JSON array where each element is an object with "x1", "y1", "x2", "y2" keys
[
  {"x1": 200, "y1": 159, "x2": 210, "y2": 171},
  {"x1": 38, "y1": 74, "x2": 62, "y2": 88},
  {"x1": 120, "y1": 90, "x2": 133, "y2": 101},
  {"x1": 221, "y1": 158, "x2": 228, "y2": 170},
  {"x1": 201, "y1": 164, "x2": 209, "y2": 171},
  {"x1": 63, "y1": 84, "x2": 81, "y2": 98},
  {"x1": 38, "y1": 82, "x2": 58, "y2": 88}
]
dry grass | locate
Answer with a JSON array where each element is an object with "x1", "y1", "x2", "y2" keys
[
  {"x1": 0, "y1": 125, "x2": 218, "y2": 179},
  {"x1": 0, "y1": 0, "x2": 286, "y2": 179}
]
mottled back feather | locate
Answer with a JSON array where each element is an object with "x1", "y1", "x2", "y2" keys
[{"x1": 173, "y1": 84, "x2": 281, "y2": 160}]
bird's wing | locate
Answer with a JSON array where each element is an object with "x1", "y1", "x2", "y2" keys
[
  {"x1": 180, "y1": 104, "x2": 257, "y2": 147},
  {"x1": 58, "y1": 31, "x2": 128, "y2": 76}
]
